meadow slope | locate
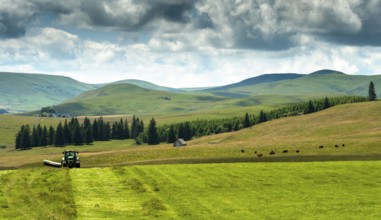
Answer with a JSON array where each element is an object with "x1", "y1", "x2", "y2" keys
[
  {"x1": 0, "y1": 162, "x2": 380, "y2": 219},
  {"x1": 0, "y1": 72, "x2": 98, "y2": 113},
  {"x1": 1, "y1": 101, "x2": 380, "y2": 169}
]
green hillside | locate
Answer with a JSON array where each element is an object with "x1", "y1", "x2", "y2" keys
[
  {"x1": 0, "y1": 72, "x2": 98, "y2": 113},
  {"x1": 1, "y1": 101, "x2": 380, "y2": 169},
  {"x1": 1, "y1": 161, "x2": 379, "y2": 219},
  {"x1": 49, "y1": 70, "x2": 381, "y2": 117},
  {"x1": 207, "y1": 72, "x2": 304, "y2": 94},
  {"x1": 55, "y1": 83, "x2": 309, "y2": 117},
  {"x1": 113, "y1": 79, "x2": 184, "y2": 92},
  {"x1": 3, "y1": 70, "x2": 381, "y2": 117},
  {"x1": 54, "y1": 83, "x2": 236, "y2": 116},
  {"x1": 213, "y1": 70, "x2": 381, "y2": 98}
]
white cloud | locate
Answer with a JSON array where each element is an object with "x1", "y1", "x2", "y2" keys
[{"x1": 1, "y1": 1, "x2": 381, "y2": 88}]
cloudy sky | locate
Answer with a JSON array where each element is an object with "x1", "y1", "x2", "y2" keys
[{"x1": 1, "y1": 0, "x2": 381, "y2": 88}]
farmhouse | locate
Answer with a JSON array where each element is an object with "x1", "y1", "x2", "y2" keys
[{"x1": 173, "y1": 138, "x2": 187, "y2": 147}]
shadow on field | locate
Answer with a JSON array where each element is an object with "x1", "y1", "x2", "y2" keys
[
  {"x1": 2, "y1": 154, "x2": 380, "y2": 170},
  {"x1": 82, "y1": 154, "x2": 381, "y2": 168}
]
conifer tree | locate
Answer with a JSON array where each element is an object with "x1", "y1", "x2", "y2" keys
[
  {"x1": 147, "y1": 118, "x2": 159, "y2": 145},
  {"x1": 40, "y1": 126, "x2": 48, "y2": 147},
  {"x1": 31, "y1": 126, "x2": 39, "y2": 147},
  {"x1": 72, "y1": 125, "x2": 83, "y2": 146},
  {"x1": 21, "y1": 125, "x2": 31, "y2": 149},
  {"x1": 37, "y1": 124, "x2": 42, "y2": 145},
  {"x1": 84, "y1": 127, "x2": 93, "y2": 145},
  {"x1": 48, "y1": 126, "x2": 55, "y2": 145},
  {"x1": 323, "y1": 97, "x2": 330, "y2": 109},
  {"x1": 131, "y1": 115, "x2": 138, "y2": 139},
  {"x1": 177, "y1": 123, "x2": 185, "y2": 139},
  {"x1": 368, "y1": 81, "x2": 377, "y2": 101},
  {"x1": 54, "y1": 122, "x2": 65, "y2": 147},
  {"x1": 15, "y1": 131, "x2": 21, "y2": 150},
  {"x1": 117, "y1": 119, "x2": 124, "y2": 139},
  {"x1": 112, "y1": 122, "x2": 118, "y2": 139},
  {"x1": 183, "y1": 121, "x2": 192, "y2": 141},
  {"x1": 139, "y1": 120, "x2": 144, "y2": 133},
  {"x1": 15, "y1": 125, "x2": 30, "y2": 150},
  {"x1": 243, "y1": 113, "x2": 250, "y2": 128},
  {"x1": 105, "y1": 122, "x2": 111, "y2": 141},
  {"x1": 63, "y1": 120, "x2": 71, "y2": 144},
  {"x1": 259, "y1": 110, "x2": 267, "y2": 123},
  {"x1": 124, "y1": 119, "x2": 130, "y2": 139},
  {"x1": 83, "y1": 117, "x2": 92, "y2": 130},
  {"x1": 167, "y1": 125, "x2": 176, "y2": 143},
  {"x1": 92, "y1": 119, "x2": 99, "y2": 141},
  {"x1": 304, "y1": 100, "x2": 315, "y2": 114},
  {"x1": 98, "y1": 117, "x2": 105, "y2": 141}
]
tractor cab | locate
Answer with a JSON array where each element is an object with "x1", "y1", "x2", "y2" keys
[{"x1": 61, "y1": 150, "x2": 80, "y2": 168}]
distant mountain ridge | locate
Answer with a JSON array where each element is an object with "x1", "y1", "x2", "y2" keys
[
  {"x1": 54, "y1": 83, "x2": 228, "y2": 116},
  {"x1": 309, "y1": 69, "x2": 345, "y2": 75},
  {"x1": 50, "y1": 69, "x2": 381, "y2": 116},
  {"x1": 112, "y1": 79, "x2": 184, "y2": 92},
  {"x1": 208, "y1": 73, "x2": 304, "y2": 91},
  {"x1": 2, "y1": 69, "x2": 381, "y2": 114},
  {"x1": 0, "y1": 72, "x2": 99, "y2": 113}
]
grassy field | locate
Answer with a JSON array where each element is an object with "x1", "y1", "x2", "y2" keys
[
  {"x1": 0, "y1": 168, "x2": 76, "y2": 219},
  {"x1": 0, "y1": 72, "x2": 97, "y2": 113},
  {"x1": 54, "y1": 83, "x2": 299, "y2": 117},
  {"x1": 1, "y1": 101, "x2": 381, "y2": 169},
  {"x1": 225, "y1": 73, "x2": 381, "y2": 98},
  {"x1": 0, "y1": 101, "x2": 380, "y2": 219},
  {"x1": 0, "y1": 98, "x2": 288, "y2": 147},
  {"x1": 0, "y1": 161, "x2": 380, "y2": 219}
]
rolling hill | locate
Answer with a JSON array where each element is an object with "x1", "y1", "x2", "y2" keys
[
  {"x1": 3, "y1": 69, "x2": 381, "y2": 116},
  {"x1": 207, "y1": 72, "x2": 304, "y2": 94},
  {"x1": 54, "y1": 83, "x2": 230, "y2": 116},
  {"x1": 206, "y1": 69, "x2": 381, "y2": 98},
  {"x1": 112, "y1": 79, "x2": 185, "y2": 92},
  {"x1": 1, "y1": 99, "x2": 381, "y2": 219},
  {"x1": 0, "y1": 72, "x2": 99, "y2": 113},
  {"x1": 1, "y1": 101, "x2": 380, "y2": 168},
  {"x1": 49, "y1": 69, "x2": 381, "y2": 117}
]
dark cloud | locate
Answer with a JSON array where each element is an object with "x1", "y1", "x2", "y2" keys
[
  {"x1": 1, "y1": 0, "x2": 381, "y2": 50},
  {"x1": 0, "y1": 15, "x2": 26, "y2": 38},
  {"x1": 77, "y1": 0, "x2": 197, "y2": 31}
]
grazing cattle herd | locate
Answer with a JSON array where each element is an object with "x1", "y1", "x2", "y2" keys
[{"x1": 240, "y1": 144, "x2": 347, "y2": 158}]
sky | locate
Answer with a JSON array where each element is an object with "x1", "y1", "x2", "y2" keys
[{"x1": 1, "y1": 0, "x2": 381, "y2": 88}]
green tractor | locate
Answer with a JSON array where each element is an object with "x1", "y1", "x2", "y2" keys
[{"x1": 61, "y1": 150, "x2": 80, "y2": 168}]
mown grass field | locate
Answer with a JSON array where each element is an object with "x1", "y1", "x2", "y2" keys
[
  {"x1": 0, "y1": 161, "x2": 380, "y2": 219},
  {"x1": 1, "y1": 102, "x2": 381, "y2": 169},
  {"x1": 56, "y1": 83, "x2": 299, "y2": 117},
  {"x1": 0, "y1": 100, "x2": 280, "y2": 147},
  {"x1": 0, "y1": 101, "x2": 380, "y2": 219}
]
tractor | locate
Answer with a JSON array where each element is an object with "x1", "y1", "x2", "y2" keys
[{"x1": 61, "y1": 150, "x2": 80, "y2": 168}]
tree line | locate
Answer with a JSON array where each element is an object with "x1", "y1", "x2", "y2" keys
[
  {"x1": 14, "y1": 95, "x2": 371, "y2": 149},
  {"x1": 15, "y1": 116, "x2": 144, "y2": 150}
]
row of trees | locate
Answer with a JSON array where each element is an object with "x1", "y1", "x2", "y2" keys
[
  {"x1": 152, "y1": 96, "x2": 368, "y2": 144},
  {"x1": 15, "y1": 95, "x2": 370, "y2": 149},
  {"x1": 15, "y1": 116, "x2": 145, "y2": 150}
]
